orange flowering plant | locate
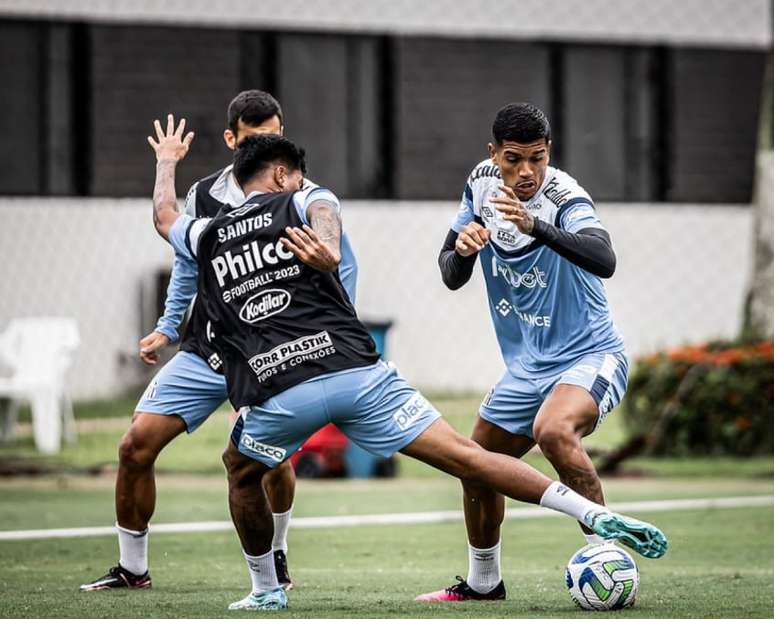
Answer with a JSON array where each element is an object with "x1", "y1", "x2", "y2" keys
[{"x1": 620, "y1": 341, "x2": 774, "y2": 456}]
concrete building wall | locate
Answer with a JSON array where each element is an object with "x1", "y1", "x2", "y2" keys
[{"x1": 0, "y1": 199, "x2": 753, "y2": 399}]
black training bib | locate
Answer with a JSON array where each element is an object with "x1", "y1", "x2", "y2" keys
[
  {"x1": 179, "y1": 168, "x2": 231, "y2": 368},
  {"x1": 195, "y1": 191, "x2": 379, "y2": 408}
]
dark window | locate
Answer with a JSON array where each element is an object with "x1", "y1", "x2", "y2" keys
[
  {"x1": 392, "y1": 37, "x2": 551, "y2": 199},
  {"x1": 89, "y1": 25, "x2": 241, "y2": 196},
  {"x1": 667, "y1": 48, "x2": 765, "y2": 203},
  {"x1": 0, "y1": 19, "x2": 766, "y2": 204},
  {"x1": 275, "y1": 33, "x2": 388, "y2": 198},
  {"x1": 0, "y1": 21, "x2": 45, "y2": 194},
  {"x1": 560, "y1": 46, "x2": 661, "y2": 202}
]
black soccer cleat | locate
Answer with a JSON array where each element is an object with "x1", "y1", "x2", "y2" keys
[
  {"x1": 415, "y1": 576, "x2": 506, "y2": 601},
  {"x1": 80, "y1": 565, "x2": 152, "y2": 591},
  {"x1": 274, "y1": 550, "x2": 293, "y2": 591}
]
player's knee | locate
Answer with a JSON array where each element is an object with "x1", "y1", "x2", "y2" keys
[
  {"x1": 533, "y1": 422, "x2": 577, "y2": 460},
  {"x1": 117, "y1": 431, "x2": 157, "y2": 471},
  {"x1": 223, "y1": 446, "x2": 265, "y2": 488},
  {"x1": 451, "y1": 441, "x2": 489, "y2": 483}
]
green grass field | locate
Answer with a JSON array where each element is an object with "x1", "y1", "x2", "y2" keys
[
  {"x1": 1, "y1": 476, "x2": 773, "y2": 618},
  {"x1": 1, "y1": 394, "x2": 774, "y2": 617}
]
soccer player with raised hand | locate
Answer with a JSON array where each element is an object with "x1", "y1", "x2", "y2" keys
[{"x1": 79, "y1": 91, "x2": 359, "y2": 593}]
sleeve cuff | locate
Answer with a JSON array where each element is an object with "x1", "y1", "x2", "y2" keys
[{"x1": 154, "y1": 322, "x2": 179, "y2": 343}]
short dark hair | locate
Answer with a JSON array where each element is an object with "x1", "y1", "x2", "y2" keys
[
  {"x1": 492, "y1": 102, "x2": 551, "y2": 145},
  {"x1": 226, "y1": 90, "x2": 283, "y2": 134},
  {"x1": 233, "y1": 134, "x2": 306, "y2": 187}
]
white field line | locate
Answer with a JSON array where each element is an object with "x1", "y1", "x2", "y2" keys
[{"x1": 1, "y1": 494, "x2": 772, "y2": 542}]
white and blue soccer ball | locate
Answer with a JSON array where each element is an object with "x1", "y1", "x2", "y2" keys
[{"x1": 565, "y1": 543, "x2": 639, "y2": 611}]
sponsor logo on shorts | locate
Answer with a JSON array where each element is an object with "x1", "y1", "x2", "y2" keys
[
  {"x1": 248, "y1": 331, "x2": 337, "y2": 382},
  {"x1": 481, "y1": 387, "x2": 495, "y2": 407},
  {"x1": 239, "y1": 289, "x2": 291, "y2": 324},
  {"x1": 240, "y1": 434, "x2": 287, "y2": 462},
  {"x1": 598, "y1": 390, "x2": 614, "y2": 415},
  {"x1": 142, "y1": 377, "x2": 158, "y2": 401},
  {"x1": 393, "y1": 393, "x2": 433, "y2": 431}
]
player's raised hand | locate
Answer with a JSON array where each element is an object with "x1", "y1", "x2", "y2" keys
[
  {"x1": 491, "y1": 185, "x2": 535, "y2": 234},
  {"x1": 147, "y1": 114, "x2": 195, "y2": 163},
  {"x1": 456, "y1": 222, "x2": 491, "y2": 257},
  {"x1": 281, "y1": 225, "x2": 341, "y2": 272},
  {"x1": 139, "y1": 330, "x2": 170, "y2": 365}
]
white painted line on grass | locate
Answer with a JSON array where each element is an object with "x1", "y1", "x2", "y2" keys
[{"x1": 1, "y1": 494, "x2": 772, "y2": 542}]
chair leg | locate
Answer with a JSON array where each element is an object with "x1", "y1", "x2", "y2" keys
[
  {"x1": 31, "y1": 388, "x2": 61, "y2": 454},
  {"x1": 0, "y1": 398, "x2": 17, "y2": 443},
  {"x1": 61, "y1": 392, "x2": 77, "y2": 444}
]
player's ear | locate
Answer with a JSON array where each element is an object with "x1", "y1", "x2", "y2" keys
[
  {"x1": 279, "y1": 125, "x2": 285, "y2": 136},
  {"x1": 274, "y1": 165, "x2": 287, "y2": 189},
  {"x1": 224, "y1": 129, "x2": 237, "y2": 150},
  {"x1": 545, "y1": 139, "x2": 552, "y2": 164},
  {"x1": 487, "y1": 142, "x2": 497, "y2": 161}
]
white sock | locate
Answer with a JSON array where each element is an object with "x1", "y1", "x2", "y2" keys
[
  {"x1": 271, "y1": 507, "x2": 293, "y2": 553},
  {"x1": 244, "y1": 549, "x2": 279, "y2": 595},
  {"x1": 116, "y1": 522, "x2": 148, "y2": 576},
  {"x1": 539, "y1": 481, "x2": 607, "y2": 525},
  {"x1": 467, "y1": 541, "x2": 502, "y2": 594},
  {"x1": 584, "y1": 533, "x2": 606, "y2": 545}
]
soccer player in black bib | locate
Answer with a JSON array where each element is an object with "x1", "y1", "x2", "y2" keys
[
  {"x1": 80, "y1": 92, "x2": 317, "y2": 593},
  {"x1": 149, "y1": 119, "x2": 667, "y2": 611}
]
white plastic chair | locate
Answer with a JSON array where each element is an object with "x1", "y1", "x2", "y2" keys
[{"x1": 0, "y1": 318, "x2": 80, "y2": 453}]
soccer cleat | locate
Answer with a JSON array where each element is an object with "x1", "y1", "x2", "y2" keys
[
  {"x1": 585, "y1": 510, "x2": 668, "y2": 559},
  {"x1": 273, "y1": 550, "x2": 293, "y2": 591},
  {"x1": 228, "y1": 587, "x2": 288, "y2": 611},
  {"x1": 415, "y1": 576, "x2": 506, "y2": 601},
  {"x1": 79, "y1": 565, "x2": 152, "y2": 591}
]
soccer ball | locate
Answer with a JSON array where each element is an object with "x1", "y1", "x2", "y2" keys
[{"x1": 565, "y1": 543, "x2": 639, "y2": 610}]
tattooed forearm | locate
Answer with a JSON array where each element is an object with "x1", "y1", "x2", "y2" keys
[
  {"x1": 308, "y1": 202, "x2": 342, "y2": 262},
  {"x1": 152, "y1": 159, "x2": 180, "y2": 237}
]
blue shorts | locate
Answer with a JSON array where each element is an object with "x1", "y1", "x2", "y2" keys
[
  {"x1": 479, "y1": 351, "x2": 629, "y2": 439},
  {"x1": 136, "y1": 351, "x2": 228, "y2": 432},
  {"x1": 231, "y1": 361, "x2": 441, "y2": 467}
]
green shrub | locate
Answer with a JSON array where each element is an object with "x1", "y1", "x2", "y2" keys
[{"x1": 620, "y1": 341, "x2": 774, "y2": 456}]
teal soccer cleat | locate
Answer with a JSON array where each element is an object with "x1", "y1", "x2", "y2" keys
[
  {"x1": 585, "y1": 511, "x2": 668, "y2": 559},
  {"x1": 228, "y1": 587, "x2": 288, "y2": 611}
]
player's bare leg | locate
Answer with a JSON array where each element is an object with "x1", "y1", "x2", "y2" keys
[
  {"x1": 263, "y1": 460, "x2": 295, "y2": 513},
  {"x1": 532, "y1": 384, "x2": 604, "y2": 536},
  {"x1": 228, "y1": 410, "x2": 295, "y2": 589},
  {"x1": 80, "y1": 412, "x2": 185, "y2": 591},
  {"x1": 463, "y1": 418, "x2": 535, "y2": 548},
  {"x1": 430, "y1": 418, "x2": 534, "y2": 600},
  {"x1": 409, "y1": 417, "x2": 667, "y2": 602},
  {"x1": 222, "y1": 441, "x2": 288, "y2": 610},
  {"x1": 115, "y1": 412, "x2": 186, "y2": 531}
]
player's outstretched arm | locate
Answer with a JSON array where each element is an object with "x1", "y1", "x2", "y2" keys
[
  {"x1": 281, "y1": 201, "x2": 342, "y2": 272},
  {"x1": 147, "y1": 114, "x2": 195, "y2": 241},
  {"x1": 153, "y1": 252, "x2": 199, "y2": 344}
]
